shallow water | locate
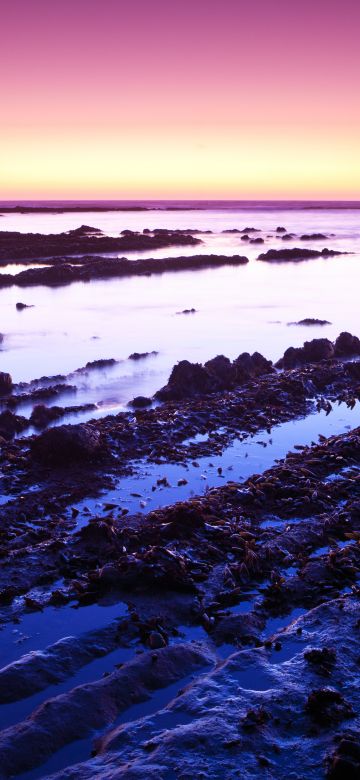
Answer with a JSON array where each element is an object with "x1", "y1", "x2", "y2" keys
[
  {"x1": 0, "y1": 600, "x2": 128, "y2": 669},
  {"x1": 71, "y1": 400, "x2": 360, "y2": 522},
  {"x1": 1, "y1": 204, "x2": 360, "y2": 414}
]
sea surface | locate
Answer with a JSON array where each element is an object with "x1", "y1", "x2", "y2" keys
[{"x1": 1, "y1": 200, "x2": 359, "y2": 420}]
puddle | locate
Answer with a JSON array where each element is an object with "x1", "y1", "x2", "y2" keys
[
  {"x1": 0, "y1": 600, "x2": 128, "y2": 669},
  {"x1": 263, "y1": 608, "x2": 307, "y2": 639},
  {"x1": 70, "y1": 400, "x2": 360, "y2": 527},
  {"x1": 269, "y1": 638, "x2": 304, "y2": 664},
  {"x1": 0, "y1": 643, "x2": 135, "y2": 730},
  {"x1": 230, "y1": 665, "x2": 276, "y2": 691}
]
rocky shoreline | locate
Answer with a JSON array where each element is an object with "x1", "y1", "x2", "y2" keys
[{"x1": 1, "y1": 338, "x2": 360, "y2": 778}]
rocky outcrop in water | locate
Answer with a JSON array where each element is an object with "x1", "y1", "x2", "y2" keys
[
  {"x1": 0, "y1": 226, "x2": 201, "y2": 263},
  {"x1": 258, "y1": 247, "x2": 345, "y2": 262},
  {"x1": 0, "y1": 253, "x2": 249, "y2": 289},
  {"x1": 155, "y1": 351, "x2": 274, "y2": 401},
  {"x1": 277, "y1": 332, "x2": 360, "y2": 368}
]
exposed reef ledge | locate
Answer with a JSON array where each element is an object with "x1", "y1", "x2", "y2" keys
[
  {"x1": 0, "y1": 253, "x2": 249, "y2": 289},
  {"x1": 0, "y1": 226, "x2": 201, "y2": 263},
  {"x1": 258, "y1": 247, "x2": 347, "y2": 262}
]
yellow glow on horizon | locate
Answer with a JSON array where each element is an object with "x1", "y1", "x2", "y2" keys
[{"x1": 1, "y1": 124, "x2": 359, "y2": 199}]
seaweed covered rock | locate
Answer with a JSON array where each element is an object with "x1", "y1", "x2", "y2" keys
[
  {"x1": 277, "y1": 338, "x2": 335, "y2": 368},
  {"x1": 155, "y1": 360, "x2": 219, "y2": 401},
  {"x1": 277, "y1": 332, "x2": 360, "y2": 369},
  {"x1": 155, "y1": 351, "x2": 273, "y2": 401},
  {"x1": 30, "y1": 423, "x2": 103, "y2": 465},
  {"x1": 234, "y1": 351, "x2": 274, "y2": 382},
  {"x1": 204, "y1": 355, "x2": 235, "y2": 386}
]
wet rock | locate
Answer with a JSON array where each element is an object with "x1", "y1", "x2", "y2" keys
[
  {"x1": 129, "y1": 396, "x2": 152, "y2": 409},
  {"x1": 334, "y1": 332, "x2": 360, "y2": 357},
  {"x1": 30, "y1": 423, "x2": 104, "y2": 465},
  {"x1": 82, "y1": 358, "x2": 117, "y2": 370},
  {"x1": 288, "y1": 318, "x2": 331, "y2": 326},
  {"x1": 0, "y1": 409, "x2": 28, "y2": 439},
  {"x1": 277, "y1": 332, "x2": 360, "y2": 369},
  {"x1": 155, "y1": 360, "x2": 219, "y2": 401},
  {"x1": 0, "y1": 253, "x2": 250, "y2": 290},
  {"x1": 204, "y1": 355, "x2": 235, "y2": 386},
  {"x1": 234, "y1": 351, "x2": 274, "y2": 382},
  {"x1": 327, "y1": 735, "x2": 360, "y2": 779},
  {"x1": 128, "y1": 351, "x2": 158, "y2": 361},
  {"x1": 276, "y1": 226, "x2": 287, "y2": 232},
  {"x1": 300, "y1": 233, "x2": 328, "y2": 240},
  {"x1": 306, "y1": 688, "x2": 354, "y2": 725},
  {"x1": 258, "y1": 247, "x2": 345, "y2": 262},
  {"x1": 0, "y1": 371, "x2": 12, "y2": 394},
  {"x1": 147, "y1": 631, "x2": 167, "y2": 649},
  {"x1": 250, "y1": 237, "x2": 264, "y2": 244},
  {"x1": 156, "y1": 351, "x2": 273, "y2": 401},
  {"x1": 176, "y1": 308, "x2": 197, "y2": 315},
  {"x1": 276, "y1": 338, "x2": 335, "y2": 368},
  {"x1": 304, "y1": 647, "x2": 336, "y2": 676},
  {"x1": 16, "y1": 301, "x2": 33, "y2": 310},
  {"x1": 0, "y1": 227, "x2": 201, "y2": 263}
]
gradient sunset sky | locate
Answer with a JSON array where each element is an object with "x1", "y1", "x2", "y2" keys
[{"x1": 1, "y1": 0, "x2": 359, "y2": 199}]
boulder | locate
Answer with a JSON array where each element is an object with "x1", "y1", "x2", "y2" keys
[
  {"x1": 277, "y1": 338, "x2": 335, "y2": 369},
  {"x1": 155, "y1": 360, "x2": 219, "y2": 401},
  {"x1": 234, "y1": 351, "x2": 274, "y2": 382},
  {"x1": 204, "y1": 355, "x2": 235, "y2": 387},
  {"x1": 129, "y1": 396, "x2": 152, "y2": 409},
  {"x1": 334, "y1": 331, "x2": 360, "y2": 357},
  {"x1": 31, "y1": 423, "x2": 103, "y2": 465}
]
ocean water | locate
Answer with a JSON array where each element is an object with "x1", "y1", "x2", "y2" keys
[{"x1": 0, "y1": 201, "x2": 360, "y2": 417}]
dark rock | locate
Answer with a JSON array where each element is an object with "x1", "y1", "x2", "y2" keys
[
  {"x1": 327, "y1": 736, "x2": 360, "y2": 779},
  {"x1": 176, "y1": 308, "x2": 197, "y2": 315},
  {"x1": 306, "y1": 688, "x2": 353, "y2": 725},
  {"x1": 258, "y1": 247, "x2": 345, "y2": 262},
  {"x1": 300, "y1": 233, "x2": 328, "y2": 240},
  {"x1": 83, "y1": 359, "x2": 117, "y2": 370},
  {"x1": 289, "y1": 318, "x2": 331, "y2": 326},
  {"x1": 0, "y1": 254, "x2": 250, "y2": 290},
  {"x1": 234, "y1": 351, "x2": 274, "y2": 382},
  {"x1": 0, "y1": 410, "x2": 28, "y2": 439},
  {"x1": 128, "y1": 351, "x2": 158, "y2": 361},
  {"x1": 276, "y1": 226, "x2": 287, "y2": 232},
  {"x1": 16, "y1": 302, "x2": 33, "y2": 310},
  {"x1": 30, "y1": 423, "x2": 104, "y2": 465},
  {"x1": 129, "y1": 396, "x2": 152, "y2": 409},
  {"x1": 155, "y1": 361, "x2": 218, "y2": 401},
  {"x1": 250, "y1": 237, "x2": 264, "y2": 244},
  {"x1": 334, "y1": 332, "x2": 360, "y2": 357},
  {"x1": 204, "y1": 355, "x2": 235, "y2": 385},
  {"x1": 277, "y1": 338, "x2": 335, "y2": 369},
  {"x1": 155, "y1": 350, "x2": 274, "y2": 401},
  {"x1": 0, "y1": 372, "x2": 12, "y2": 394},
  {"x1": 0, "y1": 227, "x2": 201, "y2": 263}
]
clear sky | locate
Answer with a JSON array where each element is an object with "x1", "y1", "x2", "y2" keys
[{"x1": 1, "y1": 0, "x2": 359, "y2": 199}]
